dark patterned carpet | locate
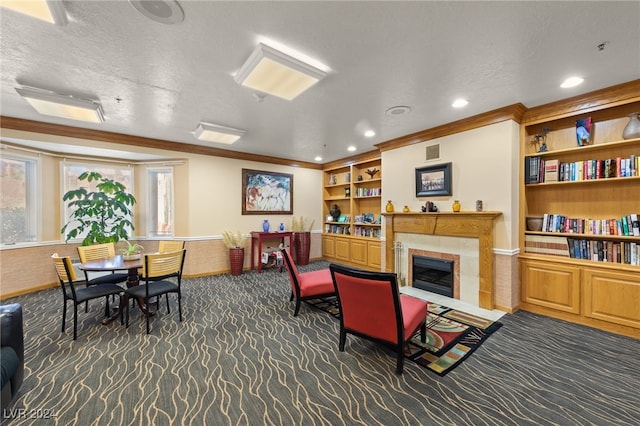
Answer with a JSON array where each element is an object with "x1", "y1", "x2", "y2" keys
[{"x1": 2, "y1": 261, "x2": 639, "y2": 425}]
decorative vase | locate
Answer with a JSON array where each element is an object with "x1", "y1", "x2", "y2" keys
[
  {"x1": 385, "y1": 200, "x2": 394, "y2": 212},
  {"x1": 452, "y1": 200, "x2": 461, "y2": 212},
  {"x1": 402, "y1": 205, "x2": 410, "y2": 212},
  {"x1": 622, "y1": 112, "x2": 640, "y2": 140},
  {"x1": 345, "y1": 172, "x2": 351, "y2": 183},
  {"x1": 330, "y1": 204, "x2": 341, "y2": 221},
  {"x1": 279, "y1": 222, "x2": 285, "y2": 232},
  {"x1": 229, "y1": 247, "x2": 244, "y2": 276},
  {"x1": 263, "y1": 220, "x2": 270, "y2": 232},
  {"x1": 329, "y1": 173, "x2": 336, "y2": 185},
  {"x1": 294, "y1": 231, "x2": 311, "y2": 266}
]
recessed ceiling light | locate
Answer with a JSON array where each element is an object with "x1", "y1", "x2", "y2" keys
[
  {"x1": 347, "y1": 146, "x2": 356, "y2": 152},
  {"x1": 234, "y1": 43, "x2": 327, "y2": 100},
  {"x1": 194, "y1": 122, "x2": 245, "y2": 144},
  {"x1": 452, "y1": 98, "x2": 469, "y2": 108},
  {"x1": 16, "y1": 86, "x2": 104, "y2": 123},
  {"x1": 385, "y1": 105, "x2": 411, "y2": 116},
  {"x1": 1, "y1": 0, "x2": 68, "y2": 25},
  {"x1": 364, "y1": 130, "x2": 376, "y2": 138},
  {"x1": 560, "y1": 76, "x2": 584, "y2": 88},
  {"x1": 314, "y1": 156, "x2": 322, "y2": 162}
]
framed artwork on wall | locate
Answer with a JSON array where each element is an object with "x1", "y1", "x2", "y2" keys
[
  {"x1": 415, "y1": 162, "x2": 452, "y2": 197},
  {"x1": 242, "y1": 169, "x2": 293, "y2": 214}
]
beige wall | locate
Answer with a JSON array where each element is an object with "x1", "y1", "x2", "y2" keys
[{"x1": 381, "y1": 120, "x2": 520, "y2": 249}]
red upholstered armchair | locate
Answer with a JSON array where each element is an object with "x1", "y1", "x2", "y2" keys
[
  {"x1": 329, "y1": 263, "x2": 427, "y2": 374},
  {"x1": 281, "y1": 249, "x2": 335, "y2": 316}
]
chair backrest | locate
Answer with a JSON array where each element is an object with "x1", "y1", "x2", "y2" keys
[
  {"x1": 141, "y1": 249, "x2": 185, "y2": 281},
  {"x1": 280, "y1": 248, "x2": 301, "y2": 294},
  {"x1": 52, "y1": 253, "x2": 80, "y2": 300},
  {"x1": 329, "y1": 263, "x2": 403, "y2": 345},
  {"x1": 77, "y1": 242, "x2": 116, "y2": 263},
  {"x1": 158, "y1": 240, "x2": 185, "y2": 253}
]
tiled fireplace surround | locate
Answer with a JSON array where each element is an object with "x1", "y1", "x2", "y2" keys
[{"x1": 384, "y1": 212, "x2": 503, "y2": 310}]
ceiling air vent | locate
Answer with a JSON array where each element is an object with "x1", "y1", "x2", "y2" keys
[{"x1": 426, "y1": 144, "x2": 440, "y2": 161}]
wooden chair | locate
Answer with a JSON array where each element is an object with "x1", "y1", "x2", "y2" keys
[
  {"x1": 125, "y1": 249, "x2": 186, "y2": 334},
  {"x1": 329, "y1": 263, "x2": 427, "y2": 374},
  {"x1": 52, "y1": 254, "x2": 123, "y2": 340},
  {"x1": 158, "y1": 240, "x2": 185, "y2": 253},
  {"x1": 281, "y1": 248, "x2": 335, "y2": 316},
  {"x1": 76, "y1": 242, "x2": 128, "y2": 286}
]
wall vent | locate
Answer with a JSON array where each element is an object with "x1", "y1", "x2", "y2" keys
[{"x1": 426, "y1": 144, "x2": 440, "y2": 160}]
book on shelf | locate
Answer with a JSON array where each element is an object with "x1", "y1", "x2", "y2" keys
[
  {"x1": 631, "y1": 213, "x2": 640, "y2": 236},
  {"x1": 525, "y1": 234, "x2": 569, "y2": 257},
  {"x1": 544, "y1": 159, "x2": 559, "y2": 182}
]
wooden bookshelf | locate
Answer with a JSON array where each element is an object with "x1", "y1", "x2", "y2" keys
[
  {"x1": 322, "y1": 155, "x2": 382, "y2": 270},
  {"x1": 519, "y1": 80, "x2": 640, "y2": 338}
]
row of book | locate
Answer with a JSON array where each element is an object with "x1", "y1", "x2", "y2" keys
[
  {"x1": 540, "y1": 213, "x2": 640, "y2": 236},
  {"x1": 567, "y1": 239, "x2": 639, "y2": 265},
  {"x1": 353, "y1": 187, "x2": 381, "y2": 197},
  {"x1": 524, "y1": 235, "x2": 640, "y2": 265},
  {"x1": 325, "y1": 224, "x2": 350, "y2": 234},
  {"x1": 352, "y1": 226, "x2": 381, "y2": 238},
  {"x1": 525, "y1": 155, "x2": 639, "y2": 184}
]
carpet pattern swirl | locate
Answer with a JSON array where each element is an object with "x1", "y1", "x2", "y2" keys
[{"x1": 2, "y1": 262, "x2": 639, "y2": 425}]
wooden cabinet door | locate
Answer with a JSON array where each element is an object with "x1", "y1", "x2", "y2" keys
[
  {"x1": 334, "y1": 237, "x2": 350, "y2": 262},
  {"x1": 520, "y1": 259, "x2": 581, "y2": 314},
  {"x1": 322, "y1": 235, "x2": 335, "y2": 258},
  {"x1": 583, "y1": 268, "x2": 640, "y2": 330},
  {"x1": 350, "y1": 239, "x2": 367, "y2": 266},
  {"x1": 367, "y1": 241, "x2": 381, "y2": 269}
]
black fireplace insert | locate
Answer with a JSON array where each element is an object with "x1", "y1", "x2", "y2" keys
[{"x1": 411, "y1": 255, "x2": 454, "y2": 297}]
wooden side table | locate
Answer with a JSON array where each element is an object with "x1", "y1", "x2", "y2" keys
[{"x1": 250, "y1": 231, "x2": 293, "y2": 273}]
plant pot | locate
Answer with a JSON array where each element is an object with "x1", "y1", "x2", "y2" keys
[
  {"x1": 123, "y1": 253, "x2": 141, "y2": 261},
  {"x1": 294, "y1": 232, "x2": 311, "y2": 266},
  {"x1": 229, "y1": 247, "x2": 244, "y2": 276}
]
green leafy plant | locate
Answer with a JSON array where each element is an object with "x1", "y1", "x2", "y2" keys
[
  {"x1": 121, "y1": 240, "x2": 144, "y2": 255},
  {"x1": 61, "y1": 171, "x2": 137, "y2": 246},
  {"x1": 222, "y1": 230, "x2": 246, "y2": 249}
]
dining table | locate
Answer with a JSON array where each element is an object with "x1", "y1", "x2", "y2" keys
[{"x1": 78, "y1": 254, "x2": 152, "y2": 325}]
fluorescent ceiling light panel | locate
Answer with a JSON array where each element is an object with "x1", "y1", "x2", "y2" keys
[
  {"x1": 234, "y1": 43, "x2": 326, "y2": 100},
  {"x1": 194, "y1": 123, "x2": 245, "y2": 144},
  {"x1": 1, "y1": 0, "x2": 68, "y2": 25},
  {"x1": 16, "y1": 87, "x2": 104, "y2": 123}
]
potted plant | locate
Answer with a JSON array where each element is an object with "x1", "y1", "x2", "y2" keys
[
  {"x1": 291, "y1": 216, "x2": 315, "y2": 265},
  {"x1": 222, "y1": 230, "x2": 247, "y2": 276},
  {"x1": 120, "y1": 241, "x2": 144, "y2": 261},
  {"x1": 61, "y1": 171, "x2": 137, "y2": 246}
]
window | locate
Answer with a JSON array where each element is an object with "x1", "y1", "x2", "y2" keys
[
  {"x1": 61, "y1": 163, "x2": 134, "y2": 241},
  {"x1": 147, "y1": 167, "x2": 173, "y2": 237},
  {"x1": 1, "y1": 153, "x2": 39, "y2": 244}
]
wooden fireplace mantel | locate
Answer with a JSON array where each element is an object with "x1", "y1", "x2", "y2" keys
[{"x1": 383, "y1": 211, "x2": 502, "y2": 309}]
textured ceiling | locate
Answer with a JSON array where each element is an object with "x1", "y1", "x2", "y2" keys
[{"x1": 1, "y1": 1, "x2": 639, "y2": 164}]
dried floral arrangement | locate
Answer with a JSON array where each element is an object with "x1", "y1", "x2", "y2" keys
[
  {"x1": 291, "y1": 216, "x2": 315, "y2": 232},
  {"x1": 222, "y1": 230, "x2": 246, "y2": 249}
]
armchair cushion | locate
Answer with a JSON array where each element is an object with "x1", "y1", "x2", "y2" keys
[
  {"x1": 297, "y1": 269, "x2": 335, "y2": 298},
  {"x1": 1, "y1": 303, "x2": 24, "y2": 409}
]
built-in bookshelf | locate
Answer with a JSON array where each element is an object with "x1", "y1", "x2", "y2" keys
[
  {"x1": 322, "y1": 155, "x2": 382, "y2": 270},
  {"x1": 519, "y1": 82, "x2": 640, "y2": 338}
]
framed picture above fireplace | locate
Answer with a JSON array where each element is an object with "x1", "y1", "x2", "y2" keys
[{"x1": 415, "y1": 162, "x2": 452, "y2": 197}]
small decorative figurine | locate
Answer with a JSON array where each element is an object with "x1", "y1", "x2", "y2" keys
[{"x1": 365, "y1": 168, "x2": 379, "y2": 179}]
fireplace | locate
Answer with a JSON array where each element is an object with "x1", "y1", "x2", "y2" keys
[{"x1": 412, "y1": 255, "x2": 454, "y2": 297}]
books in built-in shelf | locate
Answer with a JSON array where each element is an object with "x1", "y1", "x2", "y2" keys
[
  {"x1": 538, "y1": 213, "x2": 640, "y2": 236},
  {"x1": 353, "y1": 226, "x2": 381, "y2": 238},
  {"x1": 525, "y1": 154, "x2": 639, "y2": 184},
  {"x1": 354, "y1": 187, "x2": 381, "y2": 197},
  {"x1": 524, "y1": 234, "x2": 639, "y2": 265},
  {"x1": 325, "y1": 224, "x2": 350, "y2": 235}
]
